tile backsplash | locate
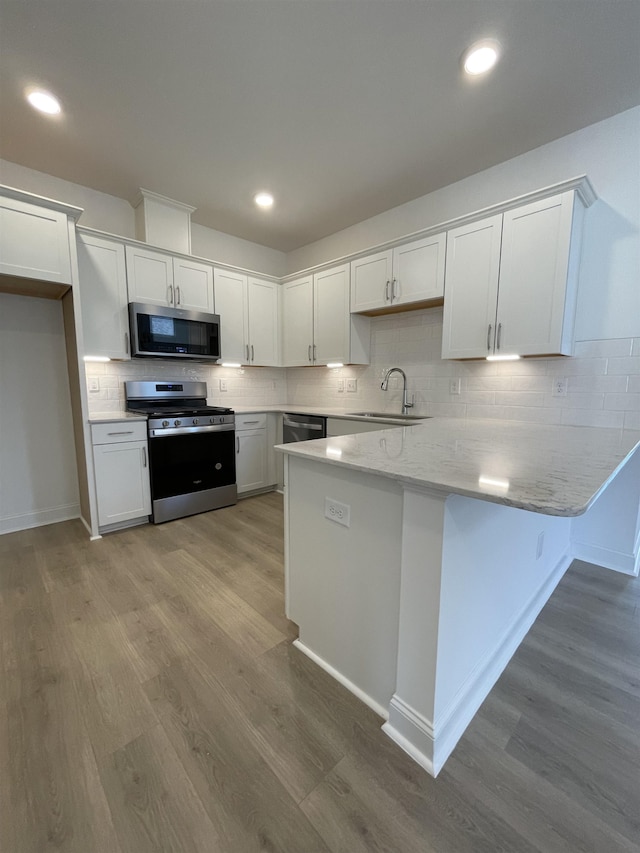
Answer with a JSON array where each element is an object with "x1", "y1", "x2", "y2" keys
[{"x1": 85, "y1": 308, "x2": 640, "y2": 430}]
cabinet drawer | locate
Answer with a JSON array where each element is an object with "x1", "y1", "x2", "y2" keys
[
  {"x1": 91, "y1": 421, "x2": 147, "y2": 445},
  {"x1": 235, "y1": 413, "x2": 267, "y2": 431}
]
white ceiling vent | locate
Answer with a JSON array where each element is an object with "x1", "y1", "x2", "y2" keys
[{"x1": 133, "y1": 189, "x2": 196, "y2": 254}]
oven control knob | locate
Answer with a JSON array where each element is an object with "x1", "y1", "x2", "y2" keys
[
  {"x1": 193, "y1": 418, "x2": 199, "y2": 425},
  {"x1": 162, "y1": 420, "x2": 169, "y2": 427},
  {"x1": 174, "y1": 419, "x2": 182, "y2": 427},
  {"x1": 209, "y1": 417, "x2": 215, "y2": 424}
]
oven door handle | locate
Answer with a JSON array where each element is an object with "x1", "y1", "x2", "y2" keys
[{"x1": 149, "y1": 423, "x2": 235, "y2": 438}]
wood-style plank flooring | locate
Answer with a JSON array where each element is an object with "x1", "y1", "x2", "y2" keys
[{"x1": 1, "y1": 492, "x2": 639, "y2": 852}]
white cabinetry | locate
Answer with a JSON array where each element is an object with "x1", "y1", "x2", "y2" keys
[
  {"x1": 442, "y1": 189, "x2": 590, "y2": 359},
  {"x1": 350, "y1": 234, "x2": 446, "y2": 314},
  {"x1": 235, "y1": 413, "x2": 269, "y2": 495},
  {"x1": 214, "y1": 269, "x2": 280, "y2": 366},
  {"x1": 77, "y1": 231, "x2": 130, "y2": 360},
  {"x1": 282, "y1": 264, "x2": 370, "y2": 366},
  {"x1": 0, "y1": 189, "x2": 82, "y2": 289},
  {"x1": 126, "y1": 245, "x2": 213, "y2": 312},
  {"x1": 91, "y1": 421, "x2": 151, "y2": 529}
]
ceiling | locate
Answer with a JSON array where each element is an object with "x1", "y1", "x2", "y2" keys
[{"x1": 1, "y1": 2, "x2": 639, "y2": 253}]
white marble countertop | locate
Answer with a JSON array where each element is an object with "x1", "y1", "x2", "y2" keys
[
  {"x1": 88, "y1": 411, "x2": 147, "y2": 424},
  {"x1": 232, "y1": 404, "x2": 426, "y2": 426},
  {"x1": 276, "y1": 417, "x2": 640, "y2": 517}
]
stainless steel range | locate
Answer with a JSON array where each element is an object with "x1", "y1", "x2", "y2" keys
[{"x1": 125, "y1": 380, "x2": 236, "y2": 523}]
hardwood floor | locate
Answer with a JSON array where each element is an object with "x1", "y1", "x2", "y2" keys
[{"x1": 1, "y1": 492, "x2": 639, "y2": 852}]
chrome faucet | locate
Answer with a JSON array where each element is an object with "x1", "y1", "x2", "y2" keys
[{"x1": 381, "y1": 367, "x2": 414, "y2": 415}]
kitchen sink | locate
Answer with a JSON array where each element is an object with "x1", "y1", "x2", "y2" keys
[{"x1": 348, "y1": 412, "x2": 429, "y2": 421}]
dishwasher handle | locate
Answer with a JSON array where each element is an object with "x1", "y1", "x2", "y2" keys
[{"x1": 282, "y1": 418, "x2": 324, "y2": 430}]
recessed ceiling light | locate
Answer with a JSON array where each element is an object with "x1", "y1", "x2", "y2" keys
[
  {"x1": 462, "y1": 40, "x2": 501, "y2": 76},
  {"x1": 26, "y1": 88, "x2": 62, "y2": 115},
  {"x1": 254, "y1": 192, "x2": 274, "y2": 209}
]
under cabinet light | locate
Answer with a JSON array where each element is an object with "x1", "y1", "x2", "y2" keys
[
  {"x1": 221, "y1": 362, "x2": 241, "y2": 368},
  {"x1": 486, "y1": 354, "x2": 520, "y2": 362},
  {"x1": 83, "y1": 355, "x2": 110, "y2": 362},
  {"x1": 327, "y1": 362, "x2": 344, "y2": 368}
]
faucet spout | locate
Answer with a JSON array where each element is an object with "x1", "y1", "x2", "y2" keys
[{"x1": 381, "y1": 367, "x2": 414, "y2": 415}]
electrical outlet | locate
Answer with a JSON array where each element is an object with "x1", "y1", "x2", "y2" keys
[
  {"x1": 88, "y1": 378, "x2": 100, "y2": 392},
  {"x1": 337, "y1": 379, "x2": 345, "y2": 392},
  {"x1": 346, "y1": 378, "x2": 357, "y2": 392},
  {"x1": 450, "y1": 378, "x2": 461, "y2": 395},
  {"x1": 552, "y1": 377, "x2": 568, "y2": 397},
  {"x1": 219, "y1": 379, "x2": 228, "y2": 391},
  {"x1": 324, "y1": 498, "x2": 351, "y2": 528}
]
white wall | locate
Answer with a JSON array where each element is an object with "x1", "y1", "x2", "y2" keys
[
  {"x1": 0, "y1": 159, "x2": 287, "y2": 277},
  {"x1": 286, "y1": 107, "x2": 640, "y2": 344},
  {"x1": 0, "y1": 294, "x2": 80, "y2": 533}
]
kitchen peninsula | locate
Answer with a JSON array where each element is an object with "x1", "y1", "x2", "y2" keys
[{"x1": 277, "y1": 418, "x2": 640, "y2": 777}]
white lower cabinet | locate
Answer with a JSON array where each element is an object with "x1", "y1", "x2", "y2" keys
[
  {"x1": 91, "y1": 421, "x2": 151, "y2": 529},
  {"x1": 235, "y1": 413, "x2": 270, "y2": 495}
]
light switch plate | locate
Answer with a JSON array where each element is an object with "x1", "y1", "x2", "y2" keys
[
  {"x1": 346, "y1": 379, "x2": 357, "y2": 392},
  {"x1": 337, "y1": 379, "x2": 345, "y2": 392},
  {"x1": 88, "y1": 378, "x2": 100, "y2": 392}
]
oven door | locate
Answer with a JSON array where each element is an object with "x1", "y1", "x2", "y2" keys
[{"x1": 147, "y1": 425, "x2": 236, "y2": 522}]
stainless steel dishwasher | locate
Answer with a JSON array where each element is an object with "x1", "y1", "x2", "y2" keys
[{"x1": 282, "y1": 413, "x2": 327, "y2": 443}]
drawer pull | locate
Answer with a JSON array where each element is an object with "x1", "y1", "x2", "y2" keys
[{"x1": 107, "y1": 430, "x2": 134, "y2": 436}]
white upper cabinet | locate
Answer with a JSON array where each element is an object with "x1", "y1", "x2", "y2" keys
[
  {"x1": 125, "y1": 245, "x2": 173, "y2": 306},
  {"x1": 350, "y1": 233, "x2": 445, "y2": 314},
  {"x1": 126, "y1": 245, "x2": 213, "y2": 312},
  {"x1": 0, "y1": 190, "x2": 81, "y2": 287},
  {"x1": 282, "y1": 275, "x2": 313, "y2": 366},
  {"x1": 213, "y1": 269, "x2": 280, "y2": 366},
  {"x1": 172, "y1": 256, "x2": 214, "y2": 312},
  {"x1": 247, "y1": 277, "x2": 280, "y2": 366},
  {"x1": 282, "y1": 263, "x2": 370, "y2": 366},
  {"x1": 313, "y1": 264, "x2": 352, "y2": 364},
  {"x1": 441, "y1": 215, "x2": 503, "y2": 360},
  {"x1": 350, "y1": 250, "x2": 393, "y2": 312},
  {"x1": 77, "y1": 232, "x2": 130, "y2": 360},
  {"x1": 442, "y1": 189, "x2": 589, "y2": 359}
]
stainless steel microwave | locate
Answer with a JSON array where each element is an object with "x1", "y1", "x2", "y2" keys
[{"x1": 128, "y1": 302, "x2": 221, "y2": 362}]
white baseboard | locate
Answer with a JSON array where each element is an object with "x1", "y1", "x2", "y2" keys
[
  {"x1": 571, "y1": 540, "x2": 639, "y2": 577},
  {"x1": 384, "y1": 552, "x2": 572, "y2": 777},
  {"x1": 293, "y1": 639, "x2": 389, "y2": 720},
  {"x1": 0, "y1": 503, "x2": 80, "y2": 536}
]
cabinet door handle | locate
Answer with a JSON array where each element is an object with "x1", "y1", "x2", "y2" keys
[
  {"x1": 107, "y1": 430, "x2": 134, "y2": 436},
  {"x1": 142, "y1": 446, "x2": 147, "y2": 468},
  {"x1": 497, "y1": 322, "x2": 502, "y2": 350},
  {"x1": 392, "y1": 278, "x2": 398, "y2": 300},
  {"x1": 487, "y1": 324, "x2": 492, "y2": 351},
  {"x1": 245, "y1": 344, "x2": 250, "y2": 362},
  {"x1": 236, "y1": 436, "x2": 240, "y2": 453},
  {"x1": 251, "y1": 344, "x2": 255, "y2": 362},
  {"x1": 124, "y1": 331, "x2": 129, "y2": 354},
  {"x1": 168, "y1": 284, "x2": 174, "y2": 305},
  {"x1": 313, "y1": 344, "x2": 317, "y2": 361},
  {"x1": 385, "y1": 280, "x2": 390, "y2": 302},
  {"x1": 175, "y1": 285, "x2": 181, "y2": 306},
  {"x1": 308, "y1": 344, "x2": 312, "y2": 362}
]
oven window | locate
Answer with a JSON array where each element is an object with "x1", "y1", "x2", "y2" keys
[
  {"x1": 148, "y1": 431, "x2": 235, "y2": 499},
  {"x1": 137, "y1": 313, "x2": 220, "y2": 357}
]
